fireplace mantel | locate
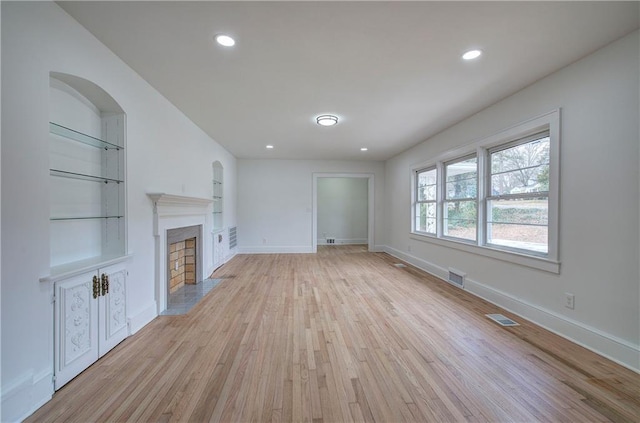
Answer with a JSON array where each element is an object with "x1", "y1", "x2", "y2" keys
[
  {"x1": 148, "y1": 193, "x2": 213, "y2": 313},
  {"x1": 148, "y1": 193, "x2": 212, "y2": 215}
]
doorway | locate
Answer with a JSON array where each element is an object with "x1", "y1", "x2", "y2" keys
[{"x1": 312, "y1": 173, "x2": 374, "y2": 253}]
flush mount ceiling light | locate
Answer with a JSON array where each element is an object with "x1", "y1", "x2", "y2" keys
[
  {"x1": 215, "y1": 34, "x2": 235, "y2": 47},
  {"x1": 360, "y1": 147, "x2": 368, "y2": 151},
  {"x1": 462, "y1": 49, "x2": 482, "y2": 60},
  {"x1": 316, "y1": 115, "x2": 338, "y2": 127},
  {"x1": 265, "y1": 145, "x2": 274, "y2": 149}
]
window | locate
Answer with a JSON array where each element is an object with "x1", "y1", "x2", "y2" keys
[
  {"x1": 444, "y1": 155, "x2": 477, "y2": 241},
  {"x1": 415, "y1": 167, "x2": 437, "y2": 234},
  {"x1": 410, "y1": 110, "x2": 560, "y2": 272},
  {"x1": 486, "y1": 133, "x2": 549, "y2": 254}
]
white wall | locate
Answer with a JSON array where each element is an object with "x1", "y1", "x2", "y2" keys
[
  {"x1": 238, "y1": 160, "x2": 384, "y2": 253},
  {"x1": 317, "y1": 177, "x2": 368, "y2": 244},
  {"x1": 384, "y1": 31, "x2": 639, "y2": 371},
  {"x1": 1, "y1": 3, "x2": 237, "y2": 421}
]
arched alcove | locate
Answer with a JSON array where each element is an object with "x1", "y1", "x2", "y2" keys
[
  {"x1": 49, "y1": 72, "x2": 127, "y2": 268},
  {"x1": 212, "y1": 161, "x2": 224, "y2": 230}
]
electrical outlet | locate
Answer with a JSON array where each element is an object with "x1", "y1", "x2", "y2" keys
[
  {"x1": 408, "y1": 245, "x2": 412, "y2": 252},
  {"x1": 175, "y1": 261, "x2": 179, "y2": 271},
  {"x1": 565, "y1": 293, "x2": 575, "y2": 309},
  {"x1": 262, "y1": 238, "x2": 267, "y2": 245}
]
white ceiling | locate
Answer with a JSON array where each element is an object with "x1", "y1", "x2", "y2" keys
[{"x1": 59, "y1": 1, "x2": 639, "y2": 161}]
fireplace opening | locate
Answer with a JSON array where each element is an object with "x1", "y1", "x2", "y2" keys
[
  {"x1": 167, "y1": 225, "x2": 202, "y2": 294},
  {"x1": 169, "y1": 237, "x2": 196, "y2": 292}
]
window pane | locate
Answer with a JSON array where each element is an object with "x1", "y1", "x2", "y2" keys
[
  {"x1": 415, "y1": 202, "x2": 436, "y2": 234},
  {"x1": 491, "y1": 136, "x2": 550, "y2": 195},
  {"x1": 444, "y1": 201, "x2": 476, "y2": 240},
  {"x1": 487, "y1": 198, "x2": 548, "y2": 253},
  {"x1": 446, "y1": 157, "x2": 477, "y2": 200},
  {"x1": 487, "y1": 197, "x2": 548, "y2": 225},
  {"x1": 417, "y1": 168, "x2": 436, "y2": 201},
  {"x1": 487, "y1": 224, "x2": 548, "y2": 253},
  {"x1": 490, "y1": 164, "x2": 549, "y2": 196},
  {"x1": 491, "y1": 136, "x2": 550, "y2": 174}
]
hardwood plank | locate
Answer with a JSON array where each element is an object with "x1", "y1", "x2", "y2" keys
[{"x1": 26, "y1": 246, "x2": 640, "y2": 423}]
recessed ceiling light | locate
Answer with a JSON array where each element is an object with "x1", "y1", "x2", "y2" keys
[
  {"x1": 462, "y1": 49, "x2": 482, "y2": 60},
  {"x1": 360, "y1": 147, "x2": 368, "y2": 151},
  {"x1": 266, "y1": 145, "x2": 274, "y2": 149},
  {"x1": 215, "y1": 34, "x2": 235, "y2": 47},
  {"x1": 316, "y1": 115, "x2": 338, "y2": 126}
]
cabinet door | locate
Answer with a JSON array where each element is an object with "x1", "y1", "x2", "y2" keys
[
  {"x1": 55, "y1": 271, "x2": 99, "y2": 390},
  {"x1": 98, "y1": 262, "x2": 128, "y2": 357},
  {"x1": 213, "y1": 230, "x2": 225, "y2": 270}
]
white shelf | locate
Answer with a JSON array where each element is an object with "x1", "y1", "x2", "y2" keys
[{"x1": 41, "y1": 253, "x2": 132, "y2": 283}]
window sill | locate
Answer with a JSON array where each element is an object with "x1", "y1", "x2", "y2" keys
[{"x1": 410, "y1": 232, "x2": 560, "y2": 274}]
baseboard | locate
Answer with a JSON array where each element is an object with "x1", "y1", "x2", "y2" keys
[
  {"x1": 318, "y1": 238, "x2": 367, "y2": 245},
  {"x1": 382, "y1": 245, "x2": 640, "y2": 373},
  {"x1": 127, "y1": 301, "x2": 157, "y2": 335},
  {"x1": 384, "y1": 246, "x2": 449, "y2": 280},
  {"x1": 465, "y1": 279, "x2": 640, "y2": 373},
  {"x1": 224, "y1": 250, "x2": 237, "y2": 263},
  {"x1": 237, "y1": 246, "x2": 314, "y2": 254},
  {"x1": 1, "y1": 369, "x2": 53, "y2": 422}
]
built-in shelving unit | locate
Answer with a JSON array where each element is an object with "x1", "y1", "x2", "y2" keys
[
  {"x1": 49, "y1": 75, "x2": 127, "y2": 275},
  {"x1": 212, "y1": 162, "x2": 223, "y2": 230},
  {"x1": 48, "y1": 74, "x2": 130, "y2": 391}
]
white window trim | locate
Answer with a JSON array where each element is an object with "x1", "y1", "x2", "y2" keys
[
  {"x1": 410, "y1": 109, "x2": 560, "y2": 274},
  {"x1": 414, "y1": 166, "x2": 437, "y2": 235},
  {"x1": 443, "y1": 153, "x2": 478, "y2": 243}
]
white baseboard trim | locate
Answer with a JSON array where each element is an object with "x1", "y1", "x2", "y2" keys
[
  {"x1": 1, "y1": 369, "x2": 53, "y2": 422},
  {"x1": 465, "y1": 279, "x2": 640, "y2": 373},
  {"x1": 127, "y1": 301, "x2": 157, "y2": 335},
  {"x1": 383, "y1": 245, "x2": 640, "y2": 373},
  {"x1": 237, "y1": 246, "x2": 314, "y2": 254},
  {"x1": 224, "y1": 250, "x2": 237, "y2": 264},
  {"x1": 318, "y1": 238, "x2": 367, "y2": 245},
  {"x1": 384, "y1": 246, "x2": 449, "y2": 280}
]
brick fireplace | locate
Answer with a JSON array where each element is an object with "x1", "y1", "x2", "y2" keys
[{"x1": 167, "y1": 224, "x2": 202, "y2": 293}]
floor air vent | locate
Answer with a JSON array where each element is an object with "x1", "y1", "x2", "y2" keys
[
  {"x1": 486, "y1": 314, "x2": 520, "y2": 327},
  {"x1": 393, "y1": 263, "x2": 407, "y2": 268},
  {"x1": 448, "y1": 268, "x2": 465, "y2": 288}
]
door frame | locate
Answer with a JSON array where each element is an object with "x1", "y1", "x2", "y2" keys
[{"x1": 312, "y1": 173, "x2": 375, "y2": 253}]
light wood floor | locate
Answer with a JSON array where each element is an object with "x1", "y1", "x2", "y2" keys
[{"x1": 28, "y1": 246, "x2": 639, "y2": 422}]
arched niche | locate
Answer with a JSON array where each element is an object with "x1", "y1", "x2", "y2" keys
[
  {"x1": 212, "y1": 161, "x2": 224, "y2": 230},
  {"x1": 49, "y1": 72, "x2": 127, "y2": 268}
]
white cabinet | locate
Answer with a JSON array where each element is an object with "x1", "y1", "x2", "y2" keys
[
  {"x1": 212, "y1": 229, "x2": 225, "y2": 270},
  {"x1": 54, "y1": 262, "x2": 127, "y2": 390}
]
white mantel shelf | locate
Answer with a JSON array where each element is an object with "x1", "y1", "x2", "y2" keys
[
  {"x1": 148, "y1": 193, "x2": 213, "y2": 223},
  {"x1": 148, "y1": 193, "x2": 213, "y2": 207}
]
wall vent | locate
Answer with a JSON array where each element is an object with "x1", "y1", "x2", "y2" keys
[
  {"x1": 448, "y1": 268, "x2": 465, "y2": 288},
  {"x1": 228, "y1": 226, "x2": 237, "y2": 249},
  {"x1": 486, "y1": 314, "x2": 519, "y2": 327}
]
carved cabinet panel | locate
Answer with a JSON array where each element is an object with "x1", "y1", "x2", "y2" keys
[
  {"x1": 55, "y1": 272, "x2": 99, "y2": 389},
  {"x1": 55, "y1": 262, "x2": 127, "y2": 390},
  {"x1": 99, "y1": 263, "x2": 128, "y2": 356}
]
